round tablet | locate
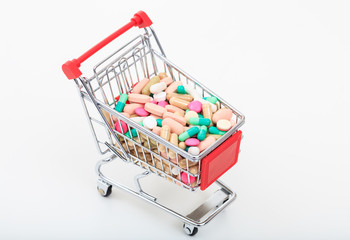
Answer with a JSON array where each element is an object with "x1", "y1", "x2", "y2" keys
[
  {"x1": 216, "y1": 119, "x2": 232, "y2": 131},
  {"x1": 143, "y1": 116, "x2": 157, "y2": 130}
]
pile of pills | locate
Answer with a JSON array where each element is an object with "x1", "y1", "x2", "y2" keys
[{"x1": 112, "y1": 73, "x2": 236, "y2": 186}]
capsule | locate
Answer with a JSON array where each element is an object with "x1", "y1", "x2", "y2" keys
[
  {"x1": 177, "y1": 85, "x2": 187, "y2": 94},
  {"x1": 159, "y1": 125, "x2": 171, "y2": 153},
  {"x1": 156, "y1": 118, "x2": 163, "y2": 127},
  {"x1": 208, "y1": 126, "x2": 227, "y2": 135},
  {"x1": 169, "y1": 97, "x2": 190, "y2": 110},
  {"x1": 115, "y1": 93, "x2": 128, "y2": 112},
  {"x1": 169, "y1": 133, "x2": 178, "y2": 159},
  {"x1": 167, "y1": 92, "x2": 193, "y2": 102},
  {"x1": 197, "y1": 126, "x2": 207, "y2": 141},
  {"x1": 178, "y1": 142, "x2": 186, "y2": 150},
  {"x1": 125, "y1": 128, "x2": 138, "y2": 138},
  {"x1": 178, "y1": 126, "x2": 200, "y2": 142},
  {"x1": 204, "y1": 96, "x2": 218, "y2": 104},
  {"x1": 202, "y1": 103, "x2": 213, "y2": 126},
  {"x1": 188, "y1": 117, "x2": 211, "y2": 126}
]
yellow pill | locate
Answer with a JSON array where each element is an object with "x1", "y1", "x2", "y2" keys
[{"x1": 142, "y1": 76, "x2": 160, "y2": 95}]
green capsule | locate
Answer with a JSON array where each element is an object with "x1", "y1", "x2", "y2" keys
[
  {"x1": 156, "y1": 118, "x2": 163, "y2": 127},
  {"x1": 208, "y1": 126, "x2": 226, "y2": 135},
  {"x1": 204, "y1": 96, "x2": 218, "y2": 104},
  {"x1": 115, "y1": 93, "x2": 128, "y2": 112},
  {"x1": 177, "y1": 85, "x2": 187, "y2": 94},
  {"x1": 178, "y1": 127, "x2": 200, "y2": 142},
  {"x1": 197, "y1": 126, "x2": 207, "y2": 141},
  {"x1": 198, "y1": 113, "x2": 204, "y2": 118},
  {"x1": 188, "y1": 117, "x2": 211, "y2": 126},
  {"x1": 185, "y1": 146, "x2": 190, "y2": 152},
  {"x1": 125, "y1": 128, "x2": 138, "y2": 138}
]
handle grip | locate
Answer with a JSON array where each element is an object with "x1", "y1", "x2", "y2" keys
[{"x1": 62, "y1": 11, "x2": 152, "y2": 80}]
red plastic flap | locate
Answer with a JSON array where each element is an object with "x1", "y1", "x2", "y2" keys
[{"x1": 200, "y1": 130, "x2": 242, "y2": 190}]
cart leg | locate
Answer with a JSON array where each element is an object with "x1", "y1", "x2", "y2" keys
[
  {"x1": 183, "y1": 223, "x2": 198, "y2": 236},
  {"x1": 134, "y1": 171, "x2": 157, "y2": 201},
  {"x1": 97, "y1": 178, "x2": 112, "y2": 197}
]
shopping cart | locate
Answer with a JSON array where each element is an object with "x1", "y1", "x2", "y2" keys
[{"x1": 62, "y1": 11, "x2": 245, "y2": 236}]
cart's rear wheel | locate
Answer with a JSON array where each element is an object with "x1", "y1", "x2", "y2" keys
[
  {"x1": 97, "y1": 185, "x2": 112, "y2": 197},
  {"x1": 183, "y1": 223, "x2": 198, "y2": 236}
]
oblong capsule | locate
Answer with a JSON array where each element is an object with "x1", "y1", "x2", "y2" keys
[
  {"x1": 208, "y1": 126, "x2": 227, "y2": 135},
  {"x1": 115, "y1": 93, "x2": 128, "y2": 112},
  {"x1": 178, "y1": 127, "x2": 200, "y2": 142},
  {"x1": 188, "y1": 117, "x2": 211, "y2": 126},
  {"x1": 197, "y1": 126, "x2": 207, "y2": 141}
]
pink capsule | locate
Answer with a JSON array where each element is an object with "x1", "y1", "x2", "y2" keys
[
  {"x1": 158, "y1": 100, "x2": 169, "y2": 108},
  {"x1": 114, "y1": 120, "x2": 128, "y2": 134},
  {"x1": 185, "y1": 138, "x2": 200, "y2": 146},
  {"x1": 181, "y1": 172, "x2": 195, "y2": 184},
  {"x1": 150, "y1": 100, "x2": 157, "y2": 104},
  {"x1": 188, "y1": 100, "x2": 202, "y2": 113},
  {"x1": 135, "y1": 107, "x2": 149, "y2": 117}
]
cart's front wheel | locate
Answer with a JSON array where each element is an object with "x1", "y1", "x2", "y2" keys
[
  {"x1": 97, "y1": 185, "x2": 112, "y2": 197},
  {"x1": 97, "y1": 179, "x2": 112, "y2": 197},
  {"x1": 183, "y1": 223, "x2": 198, "y2": 236}
]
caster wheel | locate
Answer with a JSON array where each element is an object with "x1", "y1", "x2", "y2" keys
[
  {"x1": 97, "y1": 185, "x2": 112, "y2": 197},
  {"x1": 183, "y1": 223, "x2": 198, "y2": 236}
]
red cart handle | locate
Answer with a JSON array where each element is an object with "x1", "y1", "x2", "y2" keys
[{"x1": 62, "y1": 11, "x2": 152, "y2": 80}]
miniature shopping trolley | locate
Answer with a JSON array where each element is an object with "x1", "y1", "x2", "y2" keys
[{"x1": 62, "y1": 11, "x2": 245, "y2": 236}]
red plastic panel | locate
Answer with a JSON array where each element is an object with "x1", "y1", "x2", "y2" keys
[{"x1": 200, "y1": 130, "x2": 242, "y2": 190}]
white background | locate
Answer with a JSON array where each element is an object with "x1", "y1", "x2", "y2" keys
[{"x1": 1, "y1": 0, "x2": 350, "y2": 239}]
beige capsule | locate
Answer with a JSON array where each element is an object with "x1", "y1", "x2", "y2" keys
[
  {"x1": 178, "y1": 142, "x2": 186, "y2": 150},
  {"x1": 159, "y1": 125, "x2": 171, "y2": 153},
  {"x1": 202, "y1": 103, "x2": 213, "y2": 126},
  {"x1": 169, "y1": 97, "x2": 190, "y2": 110},
  {"x1": 168, "y1": 133, "x2": 178, "y2": 159},
  {"x1": 166, "y1": 92, "x2": 193, "y2": 102}
]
